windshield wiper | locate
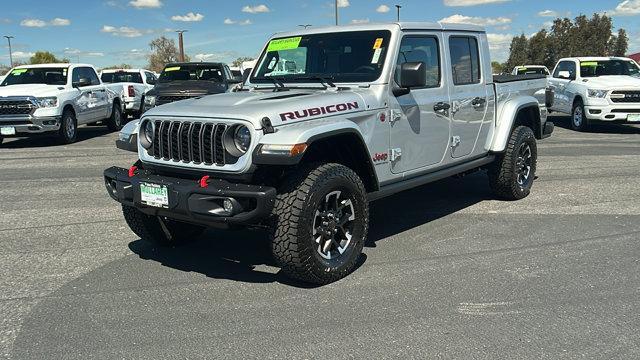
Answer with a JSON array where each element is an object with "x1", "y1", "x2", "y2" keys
[
  {"x1": 293, "y1": 75, "x2": 336, "y2": 88},
  {"x1": 253, "y1": 76, "x2": 289, "y2": 91}
]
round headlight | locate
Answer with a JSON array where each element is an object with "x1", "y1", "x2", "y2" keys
[
  {"x1": 233, "y1": 125, "x2": 251, "y2": 153},
  {"x1": 140, "y1": 120, "x2": 154, "y2": 149}
]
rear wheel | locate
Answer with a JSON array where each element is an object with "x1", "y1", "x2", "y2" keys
[
  {"x1": 106, "y1": 103, "x2": 123, "y2": 131},
  {"x1": 488, "y1": 126, "x2": 537, "y2": 200},
  {"x1": 122, "y1": 205, "x2": 205, "y2": 246},
  {"x1": 58, "y1": 109, "x2": 77, "y2": 144},
  {"x1": 271, "y1": 163, "x2": 369, "y2": 284},
  {"x1": 571, "y1": 99, "x2": 589, "y2": 131}
]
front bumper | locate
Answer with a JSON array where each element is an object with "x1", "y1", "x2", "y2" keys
[
  {"x1": 0, "y1": 115, "x2": 61, "y2": 134},
  {"x1": 584, "y1": 104, "x2": 640, "y2": 122},
  {"x1": 103, "y1": 166, "x2": 276, "y2": 227}
]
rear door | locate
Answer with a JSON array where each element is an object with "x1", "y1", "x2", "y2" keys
[
  {"x1": 445, "y1": 35, "x2": 488, "y2": 158},
  {"x1": 389, "y1": 32, "x2": 451, "y2": 174}
]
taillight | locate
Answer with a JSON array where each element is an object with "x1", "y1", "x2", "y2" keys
[{"x1": 128, "y1": 85, "x2": 135, "y2": 97}]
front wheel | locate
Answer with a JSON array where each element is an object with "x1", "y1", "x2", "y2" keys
[
  {"x1": 106, "y1": 103, "x2": 123, "y2": 131},
  {"x1": 488, "y1": 126, "x2": 537, "y2": 200},
  {"x1": 58, "y1": 109, "x2": 77, "y2": 144},
  {"x1": 571, "y1": 100, "x2": 589, "y2": 132},
  {"x1": 271, "y1": 163, "x2": 369, "y2": 284},
  {"x1": 122, "y1": 205, "x2": 205, "y2": 246}
]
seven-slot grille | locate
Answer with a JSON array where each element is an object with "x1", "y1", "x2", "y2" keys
[
  {"x1": 610, "y1": 90, "x2": 640, "y2": 103},
  {"x1": 156, "y1": 95, "x2": 199, "y2": 106},
  {"x1": 0, "y1": 99, "x2": 36, "y2": 116},
  {"x1": 150, "y1": 120, "x2": 229, "y2": 165}
]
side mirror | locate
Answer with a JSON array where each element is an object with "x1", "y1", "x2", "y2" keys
[
  {"x1": 393, "y1": 62, "x2": 427, "y2": 97},
  {"x1": 557, "y1": 71, "x2": 574, "y2": 80},
  {"x1": 73, "y1": 77, "x2": 92, "y2": 87},
  {"x1": 242, "y1": 68, "x2": 252, "y2": 83}
]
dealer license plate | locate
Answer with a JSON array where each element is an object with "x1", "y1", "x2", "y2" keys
[
  {"x1": 627, "y1": 114, "x2": 640, "y2": 122},
  {"x1": 140, "y1": 182, "x2": 169, "y2": 208},
  {"x1": 0, "y1": 127, "x2": 16, "y2": 136}
]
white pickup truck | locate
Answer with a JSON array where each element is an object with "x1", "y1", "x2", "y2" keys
[
  {"x1": 0, "y1": 63, "x2": 125, "y2": 144},
  {"x1": 100, "y1": 69, "x2": 157, "y2": 118},
  {"x1": 105, "y1": 22, "x2": 553, "y2": 284},
  {"x1": 512, "y1": 65, "x2": 550, "y2": 76},
  {"x1": 548, "y1": 56, "x2": 640, "y2": 131}
]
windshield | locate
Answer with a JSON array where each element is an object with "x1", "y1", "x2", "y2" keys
[
  {"x1": 580, "y1": 60, "x2": 640, "y2": 77},
  {"x1": 251, "y1": 30, "x2": 392, "y2": 84},
  {"x1": 101, "y1": 71, "x2": 143, "y2": 84},
  {"x1": 516, "y1": 67, "x2": 548, "y2": 75},
  {"x1": 0, "y1": 67, "x2": 68, "y2": 86},
  {"x1": 158, "y1": 65, "x2": 224, "y2": 83}
]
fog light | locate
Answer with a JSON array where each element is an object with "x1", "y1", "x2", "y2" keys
[{"x1": 223, "y1": 198, "x2": 234, "y2": 214}]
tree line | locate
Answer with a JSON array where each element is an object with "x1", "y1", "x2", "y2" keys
[{"x1": 494, "y1": 14, "x2": 629, "y2": 74}]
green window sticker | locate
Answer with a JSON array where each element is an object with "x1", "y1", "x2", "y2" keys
[
  {"x1": 11, "y1": 69, "x2": 28, "y2": 75},
  {"x1": 164, "y1": 66, "x2": 180, "y2": 72},
  {"x1": 518, "y1": 66, "x2": 528, "y2": 70},
  {"x1": 581, "y1": 62, "x2": 598, "y2": 67},
  {"x1": 267, "y1": 37, "x2": 302, "y2": 52}
]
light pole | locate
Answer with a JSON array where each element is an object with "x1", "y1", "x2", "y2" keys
[
  {"x1": 335, "y1": 0, "x2": 338, "y2": 26},
  {"x1": 4, "y1": 35, "x2": 13, "y2": 67},
  {"x1": 175, "y1": 30, "x2": 187, "y2": 62},
  {"x1": 395, "y1": 5, "x2": 402, "y2": 22}
]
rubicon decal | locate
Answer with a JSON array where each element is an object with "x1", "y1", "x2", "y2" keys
[{"x1": 280, "y1": 102, "x2": 359, "y2": 121}]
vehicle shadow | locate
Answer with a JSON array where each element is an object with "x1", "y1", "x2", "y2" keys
[
  {"x1": 127, "y1": 172, "x2": 491, "y2": 286},
  {"x1": 550, "y1": 115, "x2": 640, "y2": 134}
]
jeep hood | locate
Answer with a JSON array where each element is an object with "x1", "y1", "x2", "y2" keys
[
  {"x1": 0, "y1": 84, "x2": 66, "y2": 97},
  {"x1": 581, "y1": 75, "x2": 640, "y2": 89},
  {"x1": 143, "y1": 88, "x2": 375, "y2": 128}
]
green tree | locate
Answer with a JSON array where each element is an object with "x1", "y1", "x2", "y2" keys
[
  {"x1": 29, "y1": 51, "x2": 69, "y2": 64},
  {"x1": 528, "y1": 29, "x2": 553, "y2": 68},
  {"x1": 491, "y1": 61, "x2": 506, "y2": 74},
  {"x1": 505, "y1": 34, "x2": 528, "y2": 71},
  {"x1": 232, "y1": 57, "x2": 254, "y2": 67},
  {"x1": 102, "y1": 64, "x2": 133, "y2": 70},
  {"x1": 613, "y1": 29, "x2": 628, "y2": 56}
]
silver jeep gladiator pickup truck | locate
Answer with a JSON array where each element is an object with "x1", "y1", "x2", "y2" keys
[{"x1": 104, "y1": 22, "x2": 554, "y2": 284}]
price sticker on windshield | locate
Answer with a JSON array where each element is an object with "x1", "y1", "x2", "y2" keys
[
  {"x1": 11, "y1": 69, "x2": 27, "y2": 75},
  {"x1": 373, "y1": 38, "x2": 383, "y2": 49},
  {"x1": 581, "y1": 62, "x2": 598, "y2": 67},
  {"x1": 164, "y1": 66, "x2": 180, "y2": 72},
  {"x1": 371, "y1": 48, "x2": 383, "y2": 64},
  {"x1": 267, "y1": 36, "x2": 302, "y2": 52}
]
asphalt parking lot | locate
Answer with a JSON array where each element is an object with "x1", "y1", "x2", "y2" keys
[{"x1": 1, "y1": 117, "x2": 639, "y2": 359}]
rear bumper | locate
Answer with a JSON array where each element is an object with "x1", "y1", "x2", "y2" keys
[
  {"x1": 584, "y1": 105, "x2": 640, "y2": 122},
  {"x1": 103, "y1": 166, "x2": 276, "y2": 227},
  {"x1": 0, "y1": 115, "x2": 61, "y2": 134}
]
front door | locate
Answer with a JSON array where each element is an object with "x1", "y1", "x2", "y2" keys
[
  {"x1": 446, "y1": 35, "x2": 488, "y2": 158},
  {"x1": 389, "y1": 33, "x2": 451, "y2": 174},
  {"x1": 549, "y1": 60, "x2": 577, "y2": 113}
]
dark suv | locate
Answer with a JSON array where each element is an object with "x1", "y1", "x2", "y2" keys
[{"x1": 142, "y1": 62, "x2": 241, "y2": 112}]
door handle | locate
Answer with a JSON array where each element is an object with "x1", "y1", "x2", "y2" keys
[
  {"x1": 471, "y1": 97, "x2": 486, "y2": 107},
  {"x1": 433, "y1": 102, "x2": 451, "y2": 112}
]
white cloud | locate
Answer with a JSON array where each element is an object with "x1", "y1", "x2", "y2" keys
[
  {"x1": 129, "y1": 0, "x2": 162, "y2": 8},
  {"x1": 171, "y1": 12, "x2": 204, "y2": 22},
  {"x1": 440, "y1": 14, "x2": 511, "y2": 26},
  {"x1": 444, "y1": 0, "x2": 510, "y2": 6},
  {"x1": 351, "y1": 19, "x2": 370, "y2": 24},
  {"x1": 64, "y1": 48, "x2": 104, "y2": 57},
  {"x1": 486, "y1": 33, "x2": 513, "y2": 62},
  {"x1": 9, "y1": 51, "x2": 35, "y2": 59},
  {"x1": 241, "y1": 4, "x2": 270, "y2": 13},
  {"x1": 223, "y1": 18, "x2": 252, "y2": 25},
  {"x1": 50, "y1": 18, "x2": 71, "y2": 26},
  {"x1": 538, "y1": 10, "x2": 558, "y2": 17},
  {"x1": 20, "y1": 19, "x2": 47, "y2": 27},
  {"x1": 337, "y1": 0, "x2": 350, "y2": 8},
  {"x1": 542, "y1": 21, "x2": 554, "y2": 29},
  {"x1": 101, "y1": 25, "x2": 145, "y2": 37},
  {"x1": 606, "y1": 0, "x2": 640, "y2": 16},
  {"x1": 376, "y1": 4, "x2": 390, "y2": 13}
]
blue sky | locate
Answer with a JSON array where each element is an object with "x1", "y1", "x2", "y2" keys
[{"x1": 1, "y1": 0, "x2": 639, "y2": 68}]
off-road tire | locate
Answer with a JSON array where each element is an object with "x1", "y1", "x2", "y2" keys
[
  {"x1": 122, "y1": 204, "x2": 205, "y2": 246},
  {"x1": 271, "y1": 163, "x2": 369, "y2": 285},
  {"x1": 58, "y1": 109, "x2": 77, "y2": 144},
  {"x1": 106, "y1": 103, "x2": 123, "y2": 131},
  {"x1": 488, "y1": 126, "x2": 537, "y2": 200},
  {"x1": 571, "y1": 99, "x2": 589, "y2": 132}
]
